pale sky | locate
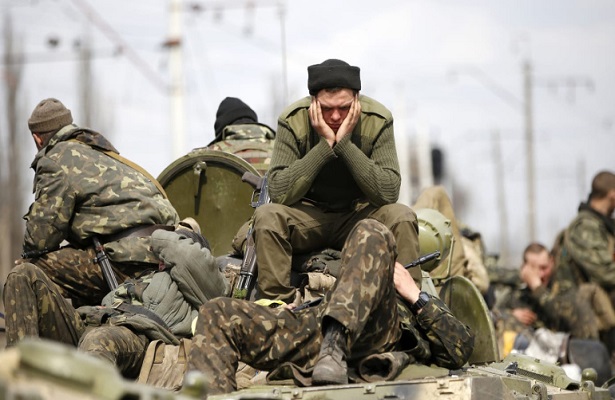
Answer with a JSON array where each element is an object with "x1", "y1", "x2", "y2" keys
[{"x1": 2, "y1": 0, "x2": 614, "y2": 266}]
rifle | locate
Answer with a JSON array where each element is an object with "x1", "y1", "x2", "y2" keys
[
  {"x1": 93, "y1": 237, "x2": 119, "y2": 290},
  {"x1": 292, "y1": 250, "x2": 443, "y2": 313},
  {"x1": 404, "y1": 251, "x2": 440, "y2": 270},
  {"x1": 233, "y1": 172, "x2": 271, "y2": 299}
]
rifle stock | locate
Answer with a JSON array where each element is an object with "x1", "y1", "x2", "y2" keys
[{"x1": 233, "y1": 173, "x2": 270, "y2": 299}]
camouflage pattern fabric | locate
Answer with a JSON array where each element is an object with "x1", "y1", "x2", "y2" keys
[
  {"x1": 206, "y1": 123, "x2": 275, "y2": 175},
  {"x1": 79, "y1": 325, "x2": 150, "y2": 379},
  {"x1": 493, "y1": 282, "x2": 600, "y2": 340},
  {"x1": 188, "y1": 219, "x2": 473, "y2": 395},
  {"x1": 4, "y1": 262, "x2": 85, "y2": 347},
  {"x1": 554, "y1": 204, "x2": 615, "y2": 294},
  {"x1": 23, "y1": 124, "x2": 179, "y2": 263},
  {"x1": 6, "y1": 124, "x2": 181, "y2": 347},
  {"x1": 252, "y1": 200, "x2": 420, "y2": 302}
]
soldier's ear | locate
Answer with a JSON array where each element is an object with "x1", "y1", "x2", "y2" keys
[{"x1": 32, "y1": 133, "x2": 44, "y2": 146}]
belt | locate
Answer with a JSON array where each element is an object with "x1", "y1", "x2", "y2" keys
[{"x1": 101, "y1": 224, "x2": 175, "y2": 244}]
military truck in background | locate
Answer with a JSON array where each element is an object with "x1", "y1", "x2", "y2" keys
[{"x1": 1, "y1": 134, "x2": 614, "y2": 399}]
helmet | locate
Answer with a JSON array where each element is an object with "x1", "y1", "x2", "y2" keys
[{"x1": 416, "y1": 208, "x2": 453, "y2": 273}]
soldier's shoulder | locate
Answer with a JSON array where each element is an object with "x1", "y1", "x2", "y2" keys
[
  {"x1": 279, "y1": 96, "x2": 311, "y2": 121},
  {"x1": 360, "y1": 95, "x2": 392, "y2": 121},
  {"x1": 569, "y1": 210, "x2": 603, "y2": 232}
]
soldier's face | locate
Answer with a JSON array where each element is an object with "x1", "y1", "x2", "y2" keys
[
  {"x1": 316, "y1": 89, "x2": 354, "y2": 133},
  {"x1": 525, "y1": 250, "x2": 554, "y2": 285}
]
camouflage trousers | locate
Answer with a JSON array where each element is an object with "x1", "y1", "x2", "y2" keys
[
  {"x1": 4, "y1": 262, "x2": 86, "y2": 347},
  {"x1": 4, "y1": 246, "x2": 149, "y2": 346},
  {"x1": 79, "y1": 325, "x2": 150, "y2": 379},
  {"x1": 251, "y1": 200, "x2": 419, "y2": 302},
  {"x1": 189, "y1": 219, "x2": 401, "y2": 394}
]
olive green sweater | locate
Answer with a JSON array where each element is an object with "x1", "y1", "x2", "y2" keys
[{"x1": 269, "y1": 95, "x2": 401, "y2": 210}]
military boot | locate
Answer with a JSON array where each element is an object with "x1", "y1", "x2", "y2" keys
[{"x1": 312, "y1": 319, "x2": 349, "y2": 385}]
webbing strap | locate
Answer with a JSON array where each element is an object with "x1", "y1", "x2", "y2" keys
[{"x1": 103, "y1": 151, "x2": 168, "y2": 199}]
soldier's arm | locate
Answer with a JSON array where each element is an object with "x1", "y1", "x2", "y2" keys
[
  {"x1": 416, "y1": 297, "x2": 475, "y2": 369},
  {"x1": 530, "y1": 286, "x2": 595, "y2": 336},
  {"x1": 333, "y1": 122, "x2": 401, "y2": 207},
  {"x1": 567, "y1": 219, "x2": 615, "y2": 289},
  {"x1": 23, "y1": 157, "x2": 74, "y2": 255},
  {"x1": 267, "y1": 124, "x2": 336, "y2": 205}
]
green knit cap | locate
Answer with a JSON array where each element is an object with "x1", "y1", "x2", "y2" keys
[{"x1": 28, "y1": 98, "x2": 73, "y2": 133}]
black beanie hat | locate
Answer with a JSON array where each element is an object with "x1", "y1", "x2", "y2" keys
[
  {"x1": 307, "y1": 59, "x2": 361, "y2": 95},
  {"x1": 213, "y1": 97, "x2": 258, "y2": 136},
  {"x1": 28, "y1": 98, "x2": 73, "y2": 133}
]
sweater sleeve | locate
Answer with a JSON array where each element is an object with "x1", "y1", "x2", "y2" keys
[
  {"x1": 333, "y1": 121, "x2": 401, "y2": 206},
  {"x1": 268, "y1": 123, "x2": 337, "y2": 205}
]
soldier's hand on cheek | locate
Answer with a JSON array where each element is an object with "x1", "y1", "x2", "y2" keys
[
  {"x1": 309, "y1": 96, "x2": 335, "y2": 147},
  {"x1": 335, "y1": 94, "x2": 361, "y2": 143},
  {"x1": 520, "y1": 263, "x2": 542, "y2": 290}
]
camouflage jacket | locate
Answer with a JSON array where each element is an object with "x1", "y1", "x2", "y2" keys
[
  {"x1": 270, "y1": 95, "x2": 401, "y2": 210},
  {"x1": 206, "y1": 123, "x2": 275, "y2": 175},
  {"x1": 493, "y1": 281, "x2": 598, "y2": 340},
  {"x1": 555, "y1": 203, "x2": 615, "y2": 290},
  {"x1": 396, "y1": 296, "x2": 474, "y2": 369},
  {"x1": 23, "y1": 124, "x2": 179, "y2": 264}
]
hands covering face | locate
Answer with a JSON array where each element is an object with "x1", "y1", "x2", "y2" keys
[
  {"x1": 520, "y1": 262, "x2": 542, "y2": 291},
  {"x1": 309, "y1": 94, "x2": 361, "y2": 148}
]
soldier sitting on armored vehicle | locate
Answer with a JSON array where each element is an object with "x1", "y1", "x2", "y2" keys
[
  {"x1": 208, "y1": 96, "x2": 275, "y2": 147},
  {"x1": 552, "y1": 170, "x2": 615, "y2": 308},
  {"x1": 248, "y1": 59, "x2": 419, "y2": 305},
  {"x1": 493, "y1": 242, "x2": 615, "y2": 384},
  {"x1": 4, "y1": 98, "x2": 181, "y2": 348},
  {"x1": 187, "y1": 219, "x2": 474, "y2": 394}
]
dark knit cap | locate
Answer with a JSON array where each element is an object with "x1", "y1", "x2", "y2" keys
[
  {"x1": 28, "y1": 98, "x2": 73, "y2": 133},
  {"x1": 213, "y1": 97, "x2": 258, "y2": 136},
  {"x1": 307, "y1": 59, "x2": 361, "y2": 95}
]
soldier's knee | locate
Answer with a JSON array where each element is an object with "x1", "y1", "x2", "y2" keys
[
  {"x1": 253, "y1": 203, "x2": 288, "y2": 231},
  {"x1": 372, "y1": 203, "x2": 417, "y2": 227}
]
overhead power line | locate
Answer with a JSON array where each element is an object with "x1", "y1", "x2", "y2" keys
[{"x1": 68, "y1": 0, "x2": 169, "y2": 93}]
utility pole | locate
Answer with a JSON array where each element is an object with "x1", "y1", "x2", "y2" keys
[
  {"x1": 492, "y1": 130, "x2": 509, "y2": 262},
  {"x1": 523, "y1": 60, "x2": 536, "y2": 241}
]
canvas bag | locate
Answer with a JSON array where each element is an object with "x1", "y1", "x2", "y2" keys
[{"x1": 137, "y1": 338, "x2": 192, "y2": 391}]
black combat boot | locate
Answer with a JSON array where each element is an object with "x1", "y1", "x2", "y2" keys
[{"x1": 312, "y1": 318, "x2": 349, "y2": 385}]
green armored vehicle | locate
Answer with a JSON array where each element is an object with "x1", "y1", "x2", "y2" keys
[{"x1": 1, "y1": 136, "x2": 612, "y2": 400}]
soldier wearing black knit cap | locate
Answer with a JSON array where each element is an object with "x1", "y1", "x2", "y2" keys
[
  {"x1": 209, "y1": 97, "x2": 275, "y2": 146},
  {"x1": 240, "y1": 59, "x2": 422, "y2": 385}
]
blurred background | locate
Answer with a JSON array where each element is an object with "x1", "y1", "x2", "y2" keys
[{"x1": 0, "y1": 0, "x2": 613, "y2": 287}]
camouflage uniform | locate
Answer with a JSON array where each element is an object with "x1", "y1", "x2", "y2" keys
[
  {"x1": 554, "y1": 203, "x2": 615, "y2": 299},
  {"x1": 188, "y1": 219, "x2": 474, "y2": 395},
  {"x1": 494, "y1": 280, "x2": 600, "y2": 340},
  {"x1": 254, "y1": 95, "x2": 420, "y2": 302},
  {"x1": 4, "y1": 124, "x2": 179, "y2": 346}
]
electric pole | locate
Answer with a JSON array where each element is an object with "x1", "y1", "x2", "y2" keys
[{"x1": 523, "y1": 60, "x2": 536, "y2": 241}]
